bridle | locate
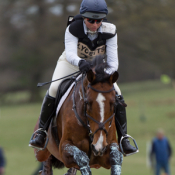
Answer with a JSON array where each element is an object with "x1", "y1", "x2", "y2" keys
[{"x1": 72, "y1": 74, "x2": 116, "y2": 141}]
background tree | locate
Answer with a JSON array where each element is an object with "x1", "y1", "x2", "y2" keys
[{"x1": 0, "y1": 0, "x2": 174, "y2": 103}]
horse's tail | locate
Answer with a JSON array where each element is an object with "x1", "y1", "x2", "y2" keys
[{"x1": 50, "y1": 155, "x2": 65, "y2": 169}]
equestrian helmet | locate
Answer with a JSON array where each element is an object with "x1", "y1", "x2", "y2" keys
[{"x1": 80, "y1": 0, "x2": 108, "y2": 19}]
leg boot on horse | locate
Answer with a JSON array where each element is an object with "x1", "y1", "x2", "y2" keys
[
  {"x1": 115, "y1": 95, "x2": 138, "y2": 156},
  {"x1": 29, "y1": 91, "x2": 56, "y2": 149}
]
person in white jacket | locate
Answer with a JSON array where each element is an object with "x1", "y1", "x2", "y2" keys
[{"x1": 29, "y1": 0, "x2": 137, "y2": 156}]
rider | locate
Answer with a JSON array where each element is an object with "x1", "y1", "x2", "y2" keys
[{"x1": 29, "y1": 0, "x2": 137, "y2": 155}]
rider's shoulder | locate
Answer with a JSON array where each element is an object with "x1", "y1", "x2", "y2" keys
[
  {"x1": 100, "y1": 21, "x2": 116, "y2": 39},
  {"x1": 68, "y1": 15, "x2": 85, "y2": 38},
  {"x1": 73, "y1": 14, "x2": 83, "y2": 21},
  {"x1": 68, "y1": 14, "x2": 84, "y2": 27},
  {"x1": 101, "y1": 22, "x2": 116, "y2": 35}
]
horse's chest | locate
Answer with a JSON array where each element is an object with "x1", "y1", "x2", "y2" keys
[{"x1": 72, "y1": 139, "x2": 90, "y2": 153}]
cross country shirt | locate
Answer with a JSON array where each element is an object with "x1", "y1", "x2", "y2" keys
[{"x1": 65, "y1": 15, "x2": 119, "y2": 74}]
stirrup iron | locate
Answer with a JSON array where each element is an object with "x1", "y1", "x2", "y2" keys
[
  {"x1": 28, "y1": 128, "x2": 49, "y2": 151},
  {"x1": 120, "y1": 134, "x2": 139, "y2": 157}
]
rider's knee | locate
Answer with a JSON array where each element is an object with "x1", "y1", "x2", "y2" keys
[{"x1": 49, "y1": 83, "x2": 59, "y2": 98}]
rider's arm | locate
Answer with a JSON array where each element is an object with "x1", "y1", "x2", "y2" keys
[
  {"x1": 105, "y1": 34, "x2": 119, "y2": 74},
  {"x1": 65, "y1": 26, "x2": 81, "y2": 67}
]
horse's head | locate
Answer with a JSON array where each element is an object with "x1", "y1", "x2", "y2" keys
[{"x1": 83, "y1": 57, "x2": 119, "y2": 156}]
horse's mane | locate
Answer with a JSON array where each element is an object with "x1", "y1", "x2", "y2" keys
[{"x1": 89, "y1": 55, "x2": 111, "y2": 85}]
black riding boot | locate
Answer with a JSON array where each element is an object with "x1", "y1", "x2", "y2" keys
[
  {"x1": 29, "y1": 91, "x2": 55, "y2": 149},
  {"x1": 115, "y1": 95, "x2": 137, "y2": 155}
]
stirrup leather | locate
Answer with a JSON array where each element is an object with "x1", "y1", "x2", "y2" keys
[
  {"x1": 119, "y1": 134, "x2": 139, "y2": 157},
  {"x1": 28, "y1": 128, "x2": 49, "y2": 151}
]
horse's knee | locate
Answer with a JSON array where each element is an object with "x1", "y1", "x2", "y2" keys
[
  {"x1": 49, "y1": 82, "x2": 59, "y2": 97},
  {"x1": 110, "y1": 143, "x2": 123, "y2": 165},
  {"x1": 64, "y1": 144, "x2": 89, "y2": 166},
  {"x1": 62, "y1": 144, "x2": 91, "y2": 174}
]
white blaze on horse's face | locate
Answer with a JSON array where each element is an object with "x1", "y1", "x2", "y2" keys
[
  {"x1": 96, "y1": 93, "x2": 106, "y2": 122},
  {"x1": 94, "y1": 132, "x2": 104, "y2": 151},
  {"x1": 94, "y1": 93, "x2": 106, "y2": 152}
]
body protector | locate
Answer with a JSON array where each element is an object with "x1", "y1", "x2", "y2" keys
[{"x1": 68, "y1": 14, "x2": 116, "y2": 61}]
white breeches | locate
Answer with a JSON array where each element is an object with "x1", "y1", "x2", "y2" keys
[
  {"x1": 49, "y1": 51, "x2": 79, "y2": 97},
  {"x1": 49, "y1": 51, "x2": 121, "y2": 98}
]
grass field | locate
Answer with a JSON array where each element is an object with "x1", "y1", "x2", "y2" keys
[{"x1": 0, "y1": 80, "x2": 175, "y2": 175}]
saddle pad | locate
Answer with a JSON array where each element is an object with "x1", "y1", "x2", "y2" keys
[{"x1": 56, "y1": 74, "x2": 82, "y2": 116}]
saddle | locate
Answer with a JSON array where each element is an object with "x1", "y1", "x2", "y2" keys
[
  {"x1": 51, "y1": 74, "x2": 81, "y2": 148},
  {"x1": 55, "y1": 76, "x2": 77, "y2": 108}
]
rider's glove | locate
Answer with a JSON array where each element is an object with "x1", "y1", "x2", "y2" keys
[{"x1": 78, "y1": 60, "x2": 91, "y2": 73}]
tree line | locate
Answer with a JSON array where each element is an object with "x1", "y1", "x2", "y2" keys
[{"x1": 0, "y1": 0, "x2": 174, "y2": 102}]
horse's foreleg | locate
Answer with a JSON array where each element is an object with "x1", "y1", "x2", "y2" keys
[
  {"x1": 64, "y1": 168, "x2": 77, "y2": 175},
  {"x1": 110, "y1": 143, "x2": 123, "y2": 175},
  {"x1": 62, "y1": 144, "x2": 91, "y2": 175},
  {"x1": 39, "y1": 156, "x2": 53, "y2": 175}
]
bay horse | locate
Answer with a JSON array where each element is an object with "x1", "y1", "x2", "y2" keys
[{"x1": 33, "y1": 56, "x2": 123, "y2": 175}]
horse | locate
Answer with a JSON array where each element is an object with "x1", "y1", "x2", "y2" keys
[{"x1": 32, "y1": 56, "x2": 123, "y2": 175}]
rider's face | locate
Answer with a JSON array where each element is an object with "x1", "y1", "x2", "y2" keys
[{"x1": 84, "y1": 18, "x2": 103, "y2": 32}]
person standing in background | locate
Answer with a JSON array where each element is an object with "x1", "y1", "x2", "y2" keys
[
  {"x1": 150, "y1": 129, "x2": 172, "y2": 175},
  {"x1": 0, "y1": 146, "x2": 6, "y2": 175}
]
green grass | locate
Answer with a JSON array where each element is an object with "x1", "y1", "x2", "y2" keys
[{"x1": 0, "y1": 80, "x2": 175, "y2": 175}]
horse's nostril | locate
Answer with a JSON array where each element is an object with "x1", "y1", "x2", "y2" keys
[
  {"x1": 91, "y1": 144, "x2": 95, "y2": 151},
  {"x1": 102, "y1": 146, "x2": 107, "y2": 153},
  {"x1": 91, "y1": 144, "x2": 98, "y2": 155}
]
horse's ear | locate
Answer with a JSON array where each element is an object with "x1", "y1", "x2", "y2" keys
[
  {"x1": 110, "y1": 71, "x2": 119, "y2": 84},
  {"x1": 87, "y1": 70, "x2": 95, "y2": 83}
]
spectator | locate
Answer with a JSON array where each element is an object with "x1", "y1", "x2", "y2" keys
[
  {"x1": 0, "y1": 146, "x2": 6, "y2": 175},
  {"x1": 150, "y1": 129, "x2": 172, "y2": 175}
]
